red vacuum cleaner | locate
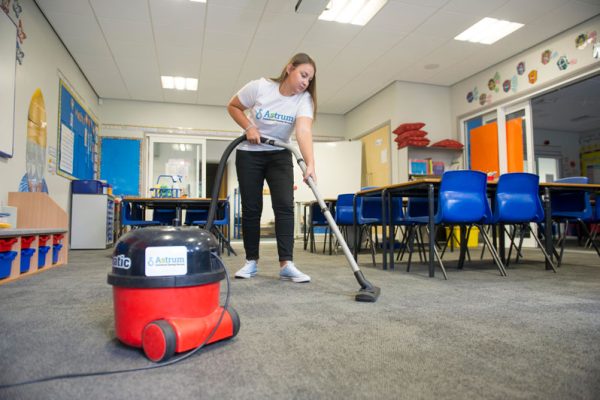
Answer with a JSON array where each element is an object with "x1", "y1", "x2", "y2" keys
[
  {"x1": 107, "y1": 136, "x2": 248, "y2": 363},
  {"x1": 107, "y1": 227, "x2": 240, "y2": 362}
]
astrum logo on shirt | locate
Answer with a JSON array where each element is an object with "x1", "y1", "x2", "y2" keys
[{"x1": 255, "y1": 108, "x2": 294, "y2": 125}]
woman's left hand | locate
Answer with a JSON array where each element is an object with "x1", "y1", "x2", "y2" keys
[{"x1": 303, "y1": 164, "x2": 316, "y2": 184}]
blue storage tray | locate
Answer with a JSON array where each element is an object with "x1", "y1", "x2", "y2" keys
[
  {"x1": 38, "y1": 246, "x2": 50, "y2": 268},
  {"x1": 20, "y1": 248, "x2": 35, "y2": 273},
  {"x1": 72, "y1": 180, "x2": 103, "y2": 194},
  {"x1": 0, "y1": 251, "x2": 17, "y2": 279},
  {"x1": 52, "y1": 244, "x2": 63, "y2": 264}
]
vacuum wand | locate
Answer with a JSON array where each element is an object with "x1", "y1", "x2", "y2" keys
[{"x1": 260, "y1": 137, "x2": 381, "y2": 303}]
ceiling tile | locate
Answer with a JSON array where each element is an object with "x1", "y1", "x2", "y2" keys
[
  {"x1": 89, "y1": 0, "x2": 150, "y2": 22},
  {"x1": 149, "y1": 0, "x2": 207, "y2": 28}
]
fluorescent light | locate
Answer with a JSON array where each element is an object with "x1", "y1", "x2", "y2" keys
[
  {"x1": 161, "y1": 76, "x2": 198, "y2": 91},
  {"x1": 319, "y1": 0, "x2": 387, "y2": 26},
  {"x1": 185, "y1": 78, "x2": 198, "y2": 91},
  {"x1": 189, "y1": 0, "x2": 206, "y2": 3},
  {"x1": 454, "y1": 17, "x2": 524, "y2": 45},
  {"x1": 161, "y1": 76, "x2": 174, "y2": 89}
]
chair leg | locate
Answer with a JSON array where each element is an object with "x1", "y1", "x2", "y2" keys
[
  {"x1": 432, "y1": 244, "x2": 448, "y2": 280},
  {"x1": 478, "y1": 225, "x2": 507, "y2": 277},
  {"x1": 528, "y1": 224, "x2": 557, "y2": 272},
  {"x1": 577, "y1": 219, "x2": 600, "y2": 257}
]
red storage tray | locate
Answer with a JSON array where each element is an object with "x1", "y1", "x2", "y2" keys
[
  {"x1": 38, "y1": 235, "x2": 51, "y2": 246},
  {"x1": 21, "y1": 236, "x2": 36, "y2": 249},
  {"x1": 0, "y1": 238, "x2": 18, "y2": 252},
  {"x1": 53, "y1": 234, "x2": 65, "y2": 245}
]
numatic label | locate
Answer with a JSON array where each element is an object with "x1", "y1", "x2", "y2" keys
[
  {"x1": 113, "y1": 255, "x2": 131, "y2": 270},
  {"x1": 145, "y1": 246, "x2": 187, "y2": 276}
]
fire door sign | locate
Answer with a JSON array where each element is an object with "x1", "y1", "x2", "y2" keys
[{"x1": 145, "y1": 246, "x2": 188, "y2": 276}]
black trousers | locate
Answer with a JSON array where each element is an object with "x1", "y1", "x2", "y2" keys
[{"x1": 236, "y1": 150, "x2": 295, "y2": 262}]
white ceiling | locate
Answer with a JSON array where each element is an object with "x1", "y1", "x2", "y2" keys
[{"x1": 35, "y1": 0, "x2": 600, "y2": 115}]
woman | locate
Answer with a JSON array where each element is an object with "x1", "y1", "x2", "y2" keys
[{"x1": 227, "y1": 53, "x2": 317, "y2": 283}]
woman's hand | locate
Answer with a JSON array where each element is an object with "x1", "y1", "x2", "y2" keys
[
  {"x1": 245, "y1": 126, "x2": 261, "y2": 144},
  {"x1": 304, "y1": 164, "x2": 316, "y2": 184}
]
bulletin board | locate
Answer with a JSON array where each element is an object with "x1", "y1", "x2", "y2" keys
[
  {"x1": 0, "y1": 11, "x2": 17, "y2": 158},
  {"x1": 100, "y1": 137, "x2": 142, "y2": 196},
  {"x1": 57, "y1": 79, "x2": 99, "y2": 180}
]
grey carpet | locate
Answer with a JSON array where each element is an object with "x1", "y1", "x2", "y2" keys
[{"x1": 1, "y1": 239, "x2": 599, "y2": 400}]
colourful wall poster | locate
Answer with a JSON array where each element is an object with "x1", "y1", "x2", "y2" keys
[{"x1": 57, "y1": 79, "x2": 99, "y2": 180}]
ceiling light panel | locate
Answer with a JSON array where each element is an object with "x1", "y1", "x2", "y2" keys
[
  {"x1": 319, "y1": 0, "x2": 388, "y2": 26},
  {"x1": 454, "y1": 17, "x2": 524, "y2": 45}
]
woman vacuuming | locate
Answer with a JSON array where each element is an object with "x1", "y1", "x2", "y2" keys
[{"x1": 227, "y1": 53, "x2": 317, "y2": 283}]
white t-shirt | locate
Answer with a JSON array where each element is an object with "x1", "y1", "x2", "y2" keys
[{"x1": 236, "y1": 78, "x2": 313, "y2": 151}]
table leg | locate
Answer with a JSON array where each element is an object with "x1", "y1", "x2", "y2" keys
[
  {"x1": 428, "y1": 184, "x2": 435, "y2": 278},
  {"x1": 381, "y1": 190, "x2": 388, "y2": 270},
  {"x1": 458, "y1": 225, "x2": 466, "y2": 269},
  {"x1": 544, "y1": 187, "x2": 554, "y2": 270}
]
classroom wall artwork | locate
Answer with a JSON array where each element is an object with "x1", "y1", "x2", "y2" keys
[
  {"x1": 454, "y1": 18, "x2": 600, "y2": 115},
  {"x1": 1, "y1": 0, "x2": 26, "y2": 65},
  {"x1": 18, "y1": 89, "x2": 48, "y2": 193}
]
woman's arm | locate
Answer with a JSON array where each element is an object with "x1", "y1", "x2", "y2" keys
[
  {"x1": 295, "y1": 116, "x2": 316, "y2": 183},
  {"x1": 227, "y1": 96, "x2": 260, "y2": 144}
]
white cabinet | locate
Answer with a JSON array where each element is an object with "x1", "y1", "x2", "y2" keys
[{"x1": 70, "y1": 194, "x2": 115, "y2": 249}]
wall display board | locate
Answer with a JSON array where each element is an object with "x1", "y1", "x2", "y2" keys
[
  {"x1": 57, "y1": 79, "x2": 99, "y2": 180},
  {"x1": 0, "y1": 11, "x2": 17, "y2": 158},
  {"x1": 100, "y1": 137, "x2": 141, "y2": 196}
]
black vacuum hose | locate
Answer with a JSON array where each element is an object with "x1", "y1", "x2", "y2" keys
[{"x1": 205, "y1": 135, "x2": 247, "y2": 231}]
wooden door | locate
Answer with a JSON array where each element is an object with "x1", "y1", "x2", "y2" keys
[{"x1": 361, "y1": 125, "x2": 391, "y2": 188}]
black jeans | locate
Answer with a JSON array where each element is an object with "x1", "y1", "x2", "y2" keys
[{"x1": 236, "y1": 150, "x2": 295, "y2": 262}]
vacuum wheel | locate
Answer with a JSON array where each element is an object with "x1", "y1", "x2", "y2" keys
[{"x1": 142, "y1": 320, "x2": 177, "y2": 362}]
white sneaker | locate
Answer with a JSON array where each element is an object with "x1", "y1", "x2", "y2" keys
[
  {"x1": 235, "y1": 260, "x2": 257, "y2": 279},
  {"x1": 279, "y1": 261, "x2": 311, "y2": 283}
]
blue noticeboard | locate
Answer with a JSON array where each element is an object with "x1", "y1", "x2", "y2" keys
[
  {"x1": 57, "y1": 80, "x2": 99, "y2": 180},
  {"x1": 100, "y1": 138, "x2": 141, "y2": 196}
]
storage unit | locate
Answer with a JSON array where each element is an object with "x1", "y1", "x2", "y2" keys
[
  {"x1": 70, "y1": 193, "x2": 115, "y2": 249},
  {"x1": 0, "y1": 229, "x2": 68, "y2": 284}
]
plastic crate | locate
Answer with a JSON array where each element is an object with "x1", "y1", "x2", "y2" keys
[
  {"x1": 21, "y1": 236, "x2": 36, "y2": 249},
  {"x1": 72, "y1": 180, "x2": 103, "y2": 194},
  {"x1": 52, "y1": 234, "x2": 65, "y2": 245},
  {"x1": 20, "y1": 248, "x2": 35, "y2": 273},
  {"x1": 52, "y1": 244, "x2": 63, "y2": 264},
  {"x1": 0, "y1": 237, "x2": 18, "y2": 252},
  {"x1": 38, "y1": 246, "x2": 50, "y2": 268},
  {"x1": 0, "y1": 251, "x2": 17, "y2": 279},
  {"x1": 38, "y1": 235, "x2": 51, "y2": 246}
]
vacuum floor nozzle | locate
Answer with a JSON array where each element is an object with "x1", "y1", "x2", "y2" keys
[{"x1": 355, "y1": 286, "x2": 381, "y2": 303}]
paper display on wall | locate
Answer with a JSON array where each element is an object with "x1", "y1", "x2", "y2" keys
[{"x1": 59, "y1": 123, "x2": 74, "y2": 174}]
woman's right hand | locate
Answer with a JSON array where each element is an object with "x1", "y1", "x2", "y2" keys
[{"x1": 245, "y1": 126, "x2": 261, "y2": 144}]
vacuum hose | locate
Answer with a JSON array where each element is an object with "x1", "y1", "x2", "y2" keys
[{"x1": 205, "y1": 135, "x2": 247, "y2": 231}]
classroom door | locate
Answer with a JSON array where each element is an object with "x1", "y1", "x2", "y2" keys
[
  {"x1": 147, "y1": 135, "x2": 207, "y2": 197},
  {"x1": 360, "y1": 125, "x2": 391, "y2": 188}
]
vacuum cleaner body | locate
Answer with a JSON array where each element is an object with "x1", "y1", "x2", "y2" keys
[{"x1": 108, "y1": 226, "x2": 240, "y2": 362}]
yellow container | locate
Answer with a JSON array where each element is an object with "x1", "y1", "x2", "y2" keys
[{"x1": 446, "y1": 226, "x2": 479, "y2": 248}]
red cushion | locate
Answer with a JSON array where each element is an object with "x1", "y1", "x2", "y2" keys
[
  {"x1": 395, "y1": 129, "x2": 428, "y2": 140},
  {"x1": 396, "y1": 137, "x2": 430, "y2": 149},
  {"x1": 430, "y1": 139, "x2": 464, "y2": 149},
  {"x1": 393, "y1": 122, "x2": 425, "y2": 135}
]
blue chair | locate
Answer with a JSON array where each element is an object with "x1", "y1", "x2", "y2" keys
[
  {"x1": 550, "y1": 176, "x2": 600, "y2": 265},
  {"x1": 400, "y1": 197, "x2": 438, "y2": 270},
  {"x1": 121, "y1": 202, "x2": 160, "y2": 230},
  {"x1": 308, "y1": 201, "x2": 332, "y2": 254},
  {"x1": 334, "y1": 193, "x2": 363, "y2": 257},
  {"x1": 412, "y1": 170, "x2": 506, "y2": 277},
  {"x1": 184, "y1": 209, "x2": 209, "y2": 226},
  {"x1": 487, "y1": 173, "x2": 556, "y2": 272},
  {"x1": 189, "y1": 201, "x2": 235, "y2": 256},
  {"x1": 152, "y1": 208, "x2": 178, "y2": 225}
]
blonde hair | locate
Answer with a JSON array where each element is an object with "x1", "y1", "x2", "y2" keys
[{"x1": 272, "y1": 53, "x2": 317, "y2": 117}]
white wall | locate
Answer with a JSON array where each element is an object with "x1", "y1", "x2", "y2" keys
[
  {"x1": 344, "y1": 81, "x2": 452, "y2": 183},
  {"x1": 0, "y1": 0, "x2": 99, "y2": 213}
]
